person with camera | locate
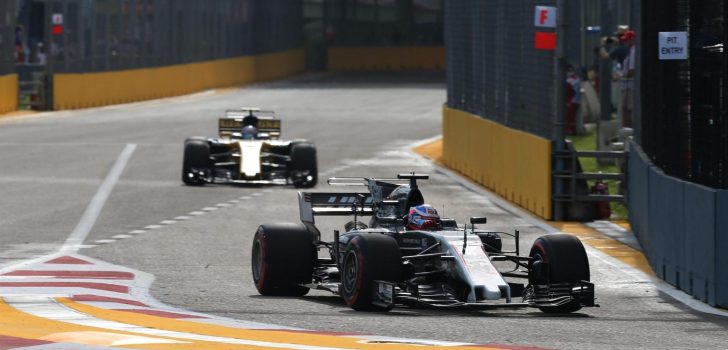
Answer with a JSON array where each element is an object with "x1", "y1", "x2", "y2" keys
[{"x1": 599, "y1": 25, "x2": 630, "y2": 65}]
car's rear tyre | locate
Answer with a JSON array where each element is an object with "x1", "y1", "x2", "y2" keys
[
  {"x1": 182, "y1": 137, "x2": 210, "y2": 186},
  {"x1": 341, "y1": 233, "x2": 401, "y2": 311},
  {"x1": 290, "y1": 142, "x2": 317, "y2": 188},
  {"x1": 528, "y1": 234, "x2": 590, "y2": 313},
  {"x1": 344, "y1": 220, "x2": 368, "y2": 232},
  {"x1": 252, "y1": 223, "x2": 315, "y2": 296}
]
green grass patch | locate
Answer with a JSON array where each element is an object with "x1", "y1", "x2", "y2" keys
[{"x1": 567, "y1": 129, "x2": 628, "y2": 220}]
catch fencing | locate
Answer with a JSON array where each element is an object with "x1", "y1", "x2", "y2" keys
[
  {"x1": 0, "y1": 1, "x2": 17, "y2": 76},
  {"x1": 35, "y1": 0, "x2": 302, "y2": 74},
  {"x1": 445, "y1": 0, "x2": 556, "y2": 139},
  {"x1": 321, "y1": 0, "x2": 443, "y2": 47},
  {"x1": 640, "y1": 0, "x2": 728, "y2": 189},
  {"x1": 630, "y1": 0, "x2": 728, "y2": 309}
]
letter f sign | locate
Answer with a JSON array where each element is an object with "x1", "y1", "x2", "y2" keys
[{"x1": 534, "y1": 6, "x2": 556, "y2": 28}]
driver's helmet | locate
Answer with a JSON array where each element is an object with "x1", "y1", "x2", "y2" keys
[
  {"x1": 241, "y1": 125, "x2": 258, "y2": 140},
  {"x1": 406, "y1": 204, "x2": 441, "y2": 231}
]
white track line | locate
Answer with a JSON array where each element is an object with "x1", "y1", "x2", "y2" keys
[
  {"x1": 61, "y1": 144, "x2": 137, "y2": 254},
  {"x1": 94, "y1": 240, "x2": 115, "y2": 244}
]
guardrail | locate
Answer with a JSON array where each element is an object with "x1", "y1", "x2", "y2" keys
[{"x1": 553, "y1": 149, "x2": 626, "y2": 204}]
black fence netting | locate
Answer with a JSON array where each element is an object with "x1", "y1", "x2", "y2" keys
[
  {"x1": 321, "y1": 0, "x2": 443, "y2": 47},
  {"x1": 0, "y1": 1, "x2": 17, "y2": 75},
  {"x1": 641, "y1": 0, "x2": 728, "y2": 188},
  {"x1": 15, "y1": 0, "x2": 302, "y2": 74},
  {"x1": 445, "y1": 0, "x2": 557, "y2": 139}
]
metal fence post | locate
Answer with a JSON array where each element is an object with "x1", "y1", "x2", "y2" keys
[
  {"x1": 599, "y1": 0, "x2": 614, "y2": 123},
  {"x1": 45, "y1": 1, "x2": 55, "y2": 110},
  {"x1": 553, "y1": 0, "x2": 568, "y2": 221}
]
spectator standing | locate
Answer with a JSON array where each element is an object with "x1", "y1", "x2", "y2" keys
[
  {"x1": 599, "y1": 25, "x2": 630, "y2": 65},
  {"x1": 619, "y1": 31, "x2": 636, "y2": 128},
  {"x1": 14, "y1": 26, "x2": 25, "y2": 63},
  {"x1": 36, "y1": 42, "x2": 47, "y2": 65},
  {"x1": 565, "y1": 65, "x2": 582, "y2": 135}
]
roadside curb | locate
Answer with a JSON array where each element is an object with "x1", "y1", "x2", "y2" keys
[{"x1": 410, "y1": 136, "x2": 728, "y2": 318}]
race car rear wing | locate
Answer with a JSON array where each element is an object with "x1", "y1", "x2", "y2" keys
[
  {"x1": 219, "y1": 109, "x2": 281, "y2": 139},
  {"x1": 299, "y1": 173, "x2": 430, "y2": 226},
  {"x1": 298, "y1": 191, "x2": 374, "y2": 225}
]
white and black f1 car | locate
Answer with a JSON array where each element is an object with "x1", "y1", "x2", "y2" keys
[
  {"x1": 252, "y1": 173, "x2": 597, "y2": 313},
  {"x1": 182, "y1": 108, "x2": 317, "y2": 187}
]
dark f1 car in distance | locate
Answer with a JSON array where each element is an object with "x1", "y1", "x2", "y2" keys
[
  {"x1": 252, "y1": 173, "x2": 597, "y2": 313},
  {"x1": 182, "y1": 108, "x2": 317, "y2": 187}
]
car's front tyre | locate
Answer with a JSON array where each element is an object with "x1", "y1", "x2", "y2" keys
[
  {"x1": 290, "y1": 142, "x2": 318, "y2": 188},
  {"x1": 341, "y1": 233, "x2": 401, "y2": 311},
  {"x1": 182, "y1": 137, "x2": 211, "y2": 186},
  {"x1": 527, "y1": 234, "x2": 590, "y2": 313}
]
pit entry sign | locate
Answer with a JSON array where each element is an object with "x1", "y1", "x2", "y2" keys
[{"x1": 659, "y1": 32, "x2": 688, "y2": 60}]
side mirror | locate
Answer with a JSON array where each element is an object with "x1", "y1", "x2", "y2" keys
[{"x1": 470, "y1": 217, "x2": 487, "y2": 225}]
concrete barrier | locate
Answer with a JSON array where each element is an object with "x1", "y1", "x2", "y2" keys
[
  {"x1": 327, "y1": 46, "x2": 445, "y2": 71},
  {"x1": 683, "y1": 181, "x2": 716, "y2": 304},
  {"x1": 53, "y1": 49, "x2": 305, "y2": 110},
  {"x1": 648, "y1": 166, "x2": 685, "y2": 285},
  {"x1": 442, "y1": 105, "x2": 552, "y2": 219},
  {"x1": 0, "y1": 74, "x2": 18, "y2": 114},
  {"x1": 629, "y1": 141, "x2": 728, "y2": 308},
  {"x1": 628, "y1": 144, "x2": 651, "y2": 251},
  {"x1": 716, "y1": 191, "x2": 728, "y2": 307}
]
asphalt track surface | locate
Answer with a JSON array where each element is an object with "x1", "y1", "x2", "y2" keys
[{"x1": 0, "y1": 72, "x2": 726, "y2": 349}]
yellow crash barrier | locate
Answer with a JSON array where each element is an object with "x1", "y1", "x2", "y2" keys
[
  {"x1": 328, "y1": 46, "x2": 445, "y2": 71},
  {"x1": 0, "y1": 74, "x2": 18, "y2": 114},
  {"x1": 442, "y1": 105, "x2": 552, "y2": 219},
  {"x1": 53, "y1": 49, "x2": 305, "y2": 110}
]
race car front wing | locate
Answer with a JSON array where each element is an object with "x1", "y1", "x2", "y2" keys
[{"x1": 365, "y1": 280, "x2": 597, "y2": 310}]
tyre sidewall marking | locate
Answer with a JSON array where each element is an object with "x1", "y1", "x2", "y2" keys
[
  {"x1": 345, "y1": 238, "x2": 366, "y2": 306},
  {"x1": 253, "y1": 229, "x2": 269, "y2": 291}
]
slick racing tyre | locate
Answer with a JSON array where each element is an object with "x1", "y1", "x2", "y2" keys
[
  {"x1": 290, "y1": 142, "x2": 318, "y2": 188},
  {"x1": 341, "y1": 233, "x2": 401, "y2": 311},
  {"x1": 528, "y1": 234, "x2": 590, "y2": 313},
  {"x1": 344, "y1": 220, "x2": 368, "y2": 232},
  {"x1": 182, "y1": 137, "x2": 211, "y2": 186},
  {"x1": 252, "y1": 223, "x2": 316, "y2": 296}
]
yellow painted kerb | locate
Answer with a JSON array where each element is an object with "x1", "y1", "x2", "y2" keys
[
  {"x1": 55, "y1": 298, "x2": 512, "y2": 350},
  {"x1": 53, "y1": 48, "x2": 305, "y2": 110},
  {"x1": 552, "y1": 222, "x2": 654, "y2": 276},
  {"x1": 442, "y1": 105, "x2": 553, "y2": 219},
  {"x1": 0, "y1": 74, "x2": 18, "y2": 114}
]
